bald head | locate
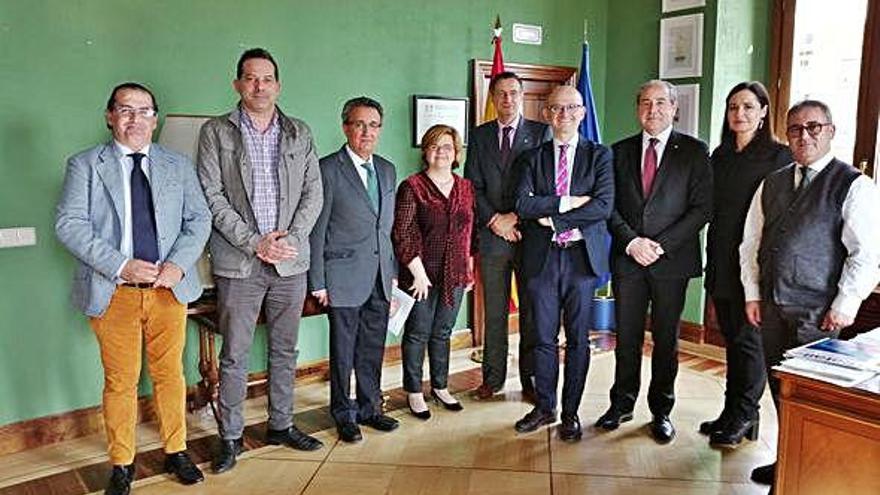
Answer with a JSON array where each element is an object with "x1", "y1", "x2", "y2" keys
[{"x1": 543, "y1": 86, "x2": 585, "y2": 141}]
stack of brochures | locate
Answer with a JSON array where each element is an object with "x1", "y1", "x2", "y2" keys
[{"x1": 774, "y1": 328, "x2": 880, "y2": 388}]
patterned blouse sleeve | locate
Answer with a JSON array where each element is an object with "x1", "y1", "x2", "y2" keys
[{"x1": 392, "y1": 179, "x2": 423, "y2": 266}]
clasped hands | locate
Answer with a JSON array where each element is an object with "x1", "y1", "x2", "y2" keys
[
  {"x1": 256, "y1": 230, "x2": 297, "y2": 264},
  {"x1": 627, "y1": 237, "x2": 665, "y2": 267},
  {"x1": 121, "y1": 259, "x2": 183, "y2": 288},
  {"x1": 489, "y1": 212, "x2": 521, "y2": 242}
]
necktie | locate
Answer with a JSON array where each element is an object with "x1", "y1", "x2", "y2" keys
[
  {"x1": 796, "y1": 165, "x2": 813, "y2": 194},
  {"x1": 361, "y1": 162, "x2": 379, "y2": 212},
  {"x1": 500, "y1": 126, "x2": 513, "y2": 166},
  {"x1": 642, "y1": 137, "x2": 659, "y2": 197},
  {"x1": 129, "y1": 153, "x2": 159, "y2": 262},
  {"x1": 555, "y1": 144, "x2": 573, "y2": 245}
]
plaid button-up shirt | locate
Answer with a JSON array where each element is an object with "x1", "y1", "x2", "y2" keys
[{"x1": 240, "y1": 108, "x2": 281, "y2": 235}]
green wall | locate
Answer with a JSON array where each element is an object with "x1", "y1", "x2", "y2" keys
[{"x1": 0, "y1": 0, "x2": 608, "y2": 426}]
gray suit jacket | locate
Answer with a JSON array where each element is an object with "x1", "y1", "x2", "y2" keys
[
  {"x1": 197, "y1": 108, "x2": 323, "y2": 278},
  {"x1": 55, "y1": 142, "x2": 211, "y2": 317},
  {"x1": 464, "y1": 117, "x2": 549, "y2": 256},
  {"x1": 308, "y1": 146, "x2": 397, "y2": 307}
]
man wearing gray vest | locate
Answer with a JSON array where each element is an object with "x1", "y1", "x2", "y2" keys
[{"x1": 739, "y1": 99, "x2": 880, "y2": 486}]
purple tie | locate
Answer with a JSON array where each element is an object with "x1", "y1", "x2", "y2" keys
[
  {"x1": 555, "y1": 144, "x2": 573, "y2": 244},
  {"x1": 642, "y1": 138, "x2": 658, "y2": 196},
  {"x1": 500, "y1": 126, "x2": 513, "y2": 166}
]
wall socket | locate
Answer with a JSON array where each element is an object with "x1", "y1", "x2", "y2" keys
[{"x1": 0, "y1": 227, "x2": 37, "y2": 248}]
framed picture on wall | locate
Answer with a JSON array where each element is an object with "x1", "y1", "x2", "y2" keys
[
  {"x1": 673, "y1": 84, "x2": 700, "y2": 137},
  {"x1": 659, "y1": 13, "x2": 704, "y2": 78},
  {"x1": 412, "y1": 95, "x2": 469, "y2": 147},
  {"x1": 662, "y1": 0, "x2": 706, "y2": 13}
]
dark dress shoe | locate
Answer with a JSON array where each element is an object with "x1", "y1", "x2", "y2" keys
[
  {"x1": 337, "y1": 422, "x2": 363, "y2": 443},
  {"x1": 709, "y1": 417, "x2": 759, "y2": 447},
  {"x1": 104, "y1": 464, "x2": 134, "y2": 495},
  {"x1": 699, "y1": 411, "x2": 731, "y2": 435},
  {"x1": 594, "y1": 407, "x2": 634, "y2": 431},
  {"x1": 407, "y1": 396, "x2": 431, "y2": 420},
  {"x1": 473, "y1": 383, "x2": 500, "y2": 400},
  {"x1": 212, "y1": 438, "x2": 242, "y2": 474},
  {"x1": 164, "y1": 451, "x2": 204, "y2": 485},
  {"x1": 360, "y1": 414, "x2": 400, "y2": 432},
  {"x1": 267, "y1": 425, "x2": 323, "y2": 451},
  {"x1": 558, "y1": 414, "x2": 583, "y2": 442},
  {"x1": 650, "y1": 415, "x2": 676, "y2": 443},
  {"x1": 750, "y1": 462, "x2": 776, "y2": 485},
  {"x1": 514, "y1": 408, "x2": 557, "y2": 433},
  {"x1": 431, "y1": 389, "x2": 463, "y2": 411}
]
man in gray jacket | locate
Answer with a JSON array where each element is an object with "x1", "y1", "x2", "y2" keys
[{"x1": 197, "y1": 48, "x2": 324, "y2": 473}]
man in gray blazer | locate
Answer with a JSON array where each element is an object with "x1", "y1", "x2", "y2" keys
[
  {"x1": 56, "y1": 82, "x2": 210, "y2": 495},
  {"x1": 309, "y1": 97, "x2": 399, "y2": 443},
  {"x1": 197, "y1": 48, "x2": 324, "y2": 473},
  {"x1": 465, "y1": 71, "x2": 548, "y2": 402}
]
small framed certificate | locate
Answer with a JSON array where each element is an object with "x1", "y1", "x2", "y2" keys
[{"x1": 412, "y1": 95, "x2": 469, "y2": 147}]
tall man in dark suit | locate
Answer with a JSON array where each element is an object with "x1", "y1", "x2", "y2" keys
[
  {"x1": 740, "y1": 100, "x2": 880, "y2": 485},
  {"x1": 198, "y1": 49, "x2": 325, "y2": 474},
  {"x1": 596, "y1": 80, "x2": 712, "y2": 443},
  {"x1": 465, "y1": 71, "x2": 548, "y2": 401},
  {"x1": 309, "y1": 97, "x2": 400, "y2": 443},
  {"x1": 513, "y1": 86, "x2": 614, "y2": 441}
]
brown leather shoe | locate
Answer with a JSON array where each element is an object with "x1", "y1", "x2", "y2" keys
[{"x1": 472, "y1": 384, "x2": 499, "y2": 400}]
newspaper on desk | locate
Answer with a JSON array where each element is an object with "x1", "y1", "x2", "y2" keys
[
  {"x1": 387, "y1": 286, "x2": 415, "y2": 337},
  {"x1": 775, "y1": 327, "x2": 880, "y2": 388}
]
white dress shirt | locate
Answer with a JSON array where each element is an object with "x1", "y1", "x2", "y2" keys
[
  {"x1": 739, "y1": 151, "x2": 880, "y2": 317},
  {"x1": 551, "y1": 134, "x2": 583, "y2": 242},
  {"x1": 113, "y1": 141, "x2": 152, "y2": 279},
  {"x1": 345, "y1": 145, "x2": 373, "y2": 189},
  {"x1": 623, "y1": 125, "x2": 674, "y2": 256}
]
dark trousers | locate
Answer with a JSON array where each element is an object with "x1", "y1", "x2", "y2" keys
[
  {"x1": 480, "y1": 250, "x2": 535, "y2": 392},
  {"x1": 610, "y1": 272, "x2": 688, "y2": 416},
  {"x1": 328, "y1": 274, "x2": 390, "y2": 425},
  {"x1": 712, "y1": 295, "x2": 766, "y2": 420},
  {"x1": 216, "y1": 266, "x2": 306, "y2": 439},
  {"x1": 759, "y1": 302, "x2": 835, "y2": 406},
  {"x1": 402, "y1": 287, "x2": 465, "y2": 393},
  {"x1": 526, "y1": 243, "x2": 596, "y2": 415}
]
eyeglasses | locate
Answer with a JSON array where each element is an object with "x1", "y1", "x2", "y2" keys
[
  {"x1": 427, "y1": 144, "x2": 455, "y2": 153},
  {"x1": 114, "y1": 106, "x2": 157, "y2": 118},
  {"x1": 347, "y1": 121, "x2": 382, "y2": 131},
  {"x1": 786, "y1": 121, "x2": 832, "y2": 138},
  {"x1": 547, "y1": 104, "x2": 584, "y2": 115}
]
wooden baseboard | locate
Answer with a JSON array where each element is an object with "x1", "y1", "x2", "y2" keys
[
  {"x1": 0, "y1": 332, "x2": 474, "y2": 457},
  {"x1": 679, "y1": 320, "x2": 705, "y2": 344}
]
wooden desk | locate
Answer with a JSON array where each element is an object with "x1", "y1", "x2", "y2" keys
[
  {"x1": 775, "y1": 370, "x2": 880, "y2": 494},
  {"x1": 186, "y1": 292, "x2": 326, "y2": 420}
]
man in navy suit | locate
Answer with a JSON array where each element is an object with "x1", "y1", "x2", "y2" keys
[
  {"x1": 513, "y1": 85, "x2": 614, "y2": 441},
  {"x1": 595, "y1": 80, "x2": 712, "y2": 443},
  {"x1": 465, "y1": 71, "x2": 548, "y2": 402}
]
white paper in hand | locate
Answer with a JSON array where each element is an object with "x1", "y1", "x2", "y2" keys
[{"x1": 388, "y1": 286, "x2": 416, "y2": 337}]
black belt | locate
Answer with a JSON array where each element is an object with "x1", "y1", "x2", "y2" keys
[
  {"x1": 122, "y1": 282, "x2": 153, "y2": 289},
  {"x1": 554, "y1": 240, "x2": 584, "y2": 249}
]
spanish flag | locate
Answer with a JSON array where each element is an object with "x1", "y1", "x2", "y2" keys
[{"x1": 482, "y1": 15, "x2": 505, "y2": 123}]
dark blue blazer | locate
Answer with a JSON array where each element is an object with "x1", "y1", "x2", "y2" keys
[{"x1": 515, "y1": 137, "x2": 614, "y2": 279}]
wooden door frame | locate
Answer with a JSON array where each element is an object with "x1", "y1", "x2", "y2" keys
[
  {"x1": 769, "y1": 0, "x2": 879, "y2": 176},
  {"x1": 468, "y1": 59, "x2": 576, "y2": 346}
]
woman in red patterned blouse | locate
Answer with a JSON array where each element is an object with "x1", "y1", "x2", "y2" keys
[{"x1": 393, "y1": 124, "x2": 476, "y2": 419}]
